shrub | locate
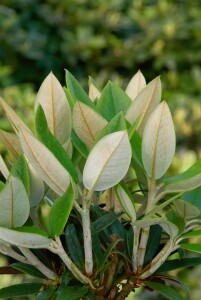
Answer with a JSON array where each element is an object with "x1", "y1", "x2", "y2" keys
[{"x1": 0, "y1": 70, "x2": 201, "y2": 299}]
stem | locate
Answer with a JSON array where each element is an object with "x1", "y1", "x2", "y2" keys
[
  {"x1": 141, "y1": 239, "x2": 174, "y2": 279},
  {"x1": 18, "y1": 247, "x2": 57, "y2": 281},
  {"x1": 116, "y1": 280, "x2": 136, "y2": 300},
  {"x1": 0, "y1": 244, "x2": 28, "y2": 264},
  {"x1": 138, "y1": 178, "x2": 156, "y2": 270},
  {"x1": 132, "y1": 226, "x2": 140, "y2": 273},
  {"x1": 105, "y1": 254, "x2": 119, "y2": 292},
  {"x1": 51, "y1": 237, "x2": 90, "y2": 284},
  {"x1": 81, "y1": 197, "x2": 93, "y2": 275}
]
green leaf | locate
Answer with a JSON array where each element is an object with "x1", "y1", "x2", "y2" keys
[
  {"x1": 37, "y1": 287, "x2": 57, "y2": 300},
  {"x1": 35, "y1": 105, "x2": 78, "y2": 183},
  {"x1": 144, "y1": 225, "x2": 162, "y2": 264},
  {"x1": 14, "y1": 226, "x2": 48, "y2": 237},
  {"x1": 164, "y1": 159, "x2": 201, "y2": 193},
  {"x1": 71, "y1": 129, "x2": 89, "y2": 158},
  {"x1": 144, "y1": 281, "x2": 185, "y2": 300},
  {"x1": 95, "y1": 112, "x2": 127, "y2": 143},
  {"x1": 83, "y1": 130, "x2": 132, "y2": 191},
  {"x1": 174, "y1": 199, "x2": 200, "y2": 219},
  {"x1": 65, "y1": 224, "x2": 85, "y2": 270},
  {"x1": 92, "y1": 212, "x2": 120, "y2": 233},
  {"x1": 0, "y1": 176, "x2": 30, "y2": 228},
  {"x1": 48, "y1": 184, "x2": 74, "y2": 237},
  {"x1": 142, "y1": 101, "x2": 175, "y2": 179},
  {"x1": 182, "y1": 229, "x2": 201, "y2": 238},
  {"x1": 182, "y1": 186, "x2": 201, "y2": 211},
  {"x1": 166, "y1": 210, "x2": 185, "y2": 235},
  {"x1": 97, "y1": 239, "x2": 120, "y2": 273},
  {"x1": 11, "y1": 262, "x2": 46, "y2": 279},
  {"x1": 97, "y1": 81, "x2": 131, "y2": 121},
  {"x1": 92, "y1": 228, "x2": 102, "y2": 268},
  {"x1": 126, "y1": 227, "x2": 133, "y2": 259},
  {"x1": 130, "y1": 131, "x2": 143, "y2": 168},
  {"x1": 156, "y1": 257, "x2": 201, "y2": 273},
  {"x1": 56, "y1": 285, "x2": 88, "y2": 300},
  {"x1": 0, "y1": 181, "x2": 4, "y2": 192},
  {"x1": 0, "y1": 283, "x2": 43, "y2": 299},
  {"x1": 180, "y1": 243, "x2": 201, "y2": 254},
  {"x1": 35, "y1": 72, "x2": 71, "y2": 144},
  {"x1": 11, "y1": 154, "x2": 30, "y2": 196},
  {"x1": 65, "y1": 70, "x2": 95, "y2": 109}
]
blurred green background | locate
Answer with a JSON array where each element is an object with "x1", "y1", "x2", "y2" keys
[{"x1": 0, "y1": 0, "x2": 200, "y2": 299}]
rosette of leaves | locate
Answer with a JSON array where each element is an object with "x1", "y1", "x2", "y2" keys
[{"x1": 0, "y1": 70, "x2": 201, "y2": 300}]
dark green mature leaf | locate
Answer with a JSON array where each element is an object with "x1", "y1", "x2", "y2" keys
[
  {"x1": 144, "y1": 281, "x2": 185, "y2": 300},
  {"x1": 11, "y1": 262, "x2": 46, "y2": 279},
  {"x1": 56, "y1": 286, "x2": 88, "y2": 300},
  {"x1": 130, "y1": 131, "x2": 143, "y2": 168},
  {"x1": 92, "y1": 212, "x2": 121, "y2": 233},
  {"x1": 37, "y1": 287, "x2": 57, "y2": 300},
  {"x1": 71, "y1": 129, "x2": 89, "y2": 158},
  {"x1": 11, "y1": 154, "x2": 30, "y2": 196},
  {"x1": 156, "y1": 258, "x2": 201, "y2": 273},
  {"x1": 126, "y1": 227, "x2": 134, "y2": 259},
  {"x1": 182, "y1": 186, "x2": 201, "y2": 211},
  {"x1": 144, "y1": 225, "x2": 162, "y2": 265},
  {"x1": 35, "y1": 105, "x2": 78, "y2": 183},
  {"x1": 97, "y1": 239, "x2": 121, "y2": 273},
  {"x1": 95, "y1": 112, "x2": 127, "y2": 142},
  {"x1": 97, "y1": 81, "x2": 131, "y2": 121},
  {"x1": 92, "y1": 227, "x2": 102, "y2": 268},
  {"x1": 0, "y1": 283, "x2": 43, "y2": 298},
  {"x1": 65, "y1": 224, "x2": 85, "y2": 270},
  {"x1": 180, "y1": 243, "x2": 201, "y2": 254},
  {"x1": 182, "y1": 229, "x2": 201, "y2": 238},
  {"x1": 48, "y1": 184, "x2": 74, "y2": 237},
  {"x1": 65, "y1": 70, "x2": 95, "y2": 109}
]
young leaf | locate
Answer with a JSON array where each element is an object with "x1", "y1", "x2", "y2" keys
[
  {"x1": 125, "y1": 70, "x2": 146, "y2": 100},
  {"x1": 0, "y1": 227, "x2": 52, "y2": 248},
  {"x1": 0, "y1": 177, "x2": 30, "y2": 228},
  {"x1": 0, "y1": 130, "x2": 21, "y2": 159},
  {"x1": 73, "y1": 101, "x2": 107, "y2": 149},
  {"x1": 48, "y1": 184, "x2": 74, "y2": 237},
  {"x1": 115, "y1": 184, "x2": 136, "y2": 221},
  {"x1": 0, "y1": 155, "x2": 9, "y2": 179},
  {"x1": 180, "y1": 243, "x2": 201, "y2": 254},
  {"x1": 11, "y1": 154, "x2": 30, "y2": 196},
  {"x1": 97, "y1": 82, "x2": 132, "y2": 121},
  {"x1": 19, "y1": 128, "x2": 70, "y2": 196},
  {"x1": 35, "y1": 105, "x2": 78, "y2": 183},
  {"x1": 63, "y1": 139, "x2": 73, "y2": 158},
  {"x1": 164, "y1": 159, "x2": 201, "y2": 193},
  {"x1": 35, "y1": 72, "x2": 71, "y2": 144},
  {"x1": 88, "y1": 78, "x2": 100, "y2": 102},
  {"x1": 65, "y1": 70, "x2": 95, "y2": 109},
  {"x1": 0, "y1": 283, "x2": 44, "y2": 299},
  {"x1": 144, "y1": 281, "x2": 185, "y2": 300},
  {"x1": 126, "y1": 76, "x2": 161, "y2": 134},
  {"x1": 174, "y1": 199, "x2": 200, "y2": 219},
  {"x1": 83, "y1": 130, "x2": 132, "y2": 191},
  {"x1": 142, "y1": 101, "x2": 175, "y2": 179}
]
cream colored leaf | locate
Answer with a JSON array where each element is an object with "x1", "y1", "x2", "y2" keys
[
  {"x1": 73, "y1": 101, "x2": 107, "y2": 149},
  {"x1": 0, "y1": 228, "x2": 52, "y2": 249},
  {"x1": 89, "y1": 82, "x2": 101, "y2": 102},
  {"x1": 19, "y1": 129, "x2": 70, "y2": 196},
  {"x1": 160, "y1": 220, "x2": 179, "y2": 238},
  {"x1": 63, "y1": 139, "x2": 73, "y2": 158},
  {"x1": 35, "y1": 72, "x2": 71, "y2": 144},
  {"x1": 165, "y1": 174, "x2": 201, "y2": 193},
  {"x1": 125, "y1": 70, "x2": 146, "y2": 101},
  {"x1": 174, "y1": 199, "x2": 200, "y2": 219},
  {"x1": 83, "y1": 130, "x2": 132, "y2": 191},
  {"x1": 28, "y1": 163, "x2": 45, "y2": 207},
  {"x1": 0, "y1": 177, "x2": 30, "y2": 228},
  {"x1": 116, "y1": 185, "x2": 136, "y2": 220},
  {"x1": 0, "y1": 98, "x2": 31, "y2": 134},
  {"x1": 0, "y1": 155, "x2": 9, "y2": 179},
  {"x1": 142, "y1": 101, "x2": 175, "y2": 179},
  {"x1": 0, "y1": 130, "x2": 22, "y2": 159},
  {"x1": 126, "y1": 77, "x2": 161, "y2": 134}
]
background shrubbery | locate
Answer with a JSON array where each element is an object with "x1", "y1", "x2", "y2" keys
[{"x1": 0, "y1": 0, "x2": 201, "y2": 299}]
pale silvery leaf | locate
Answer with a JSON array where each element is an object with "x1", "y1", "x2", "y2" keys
[
  {"x1": 116, "y1": 185, "x2": 136, "y2": 221},
  {"x1": 0, "y1": 130, "x2": 22, "y2": 159},
  {"x1": 73, "y1": 101, "x2": 107, "y2": 149},
  {"x1": 132, "y1": 217, "x2": 163, "y2": 228},
  {"x1": 160, "y1": 220, "x2": 179, "y2": 238},
  {"x1": 83, "y1": 130, "x2": 132, "y2": 191},
  {"x1": 28, "y1": 163, "x2": 45, "y2": 207},
  {"x1": 19, "y1": 129, "x2": 70, "y2": 196},
  {"x1": 125, "y1": 70, "x2": 146, "y2": 101},
  {"x1": 0, "y1": 155, "x2": 9, "y2": 179},
  {"x1": 0, "y1": 177, "x2": 30, "y2": 228},
  {"x1": 0, "y1": 98, "x2": 31, "y2": 134},
  {"x1": 126, "y1": 77, "x2": 161, "y2": 134},
  {"x1": 35, "y1": 72, "x2": 71, "y2": 144},
  {"x1": 142, "y1": 101, "x2": 175, "y2": 179},
  {"x1": 0, "y1": 228, "x2": 52, "y2": 249},
  {"x1": 89, "y1": 82, "x2": 101, "y2": 102},
  {"x1": 63, "y1": 139, "x2": 73, "y2": 158},
  {"x1": 165, "y1": 174, "x2": 201, "y2": 193},
  {"x1": 174, "y1": 199, "x2": 200, "y2": 219}
]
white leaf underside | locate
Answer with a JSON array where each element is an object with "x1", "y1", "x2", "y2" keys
[
  {"x1": 19, "y1": 129, "x2": 70, "y2": 196},
  {"x1": 126, "y1": 70, "x2": 146, "y2": 101},
  {"x1": 165, "y1": 174, "x2": 201, "y2": 193},
  {"x1": 142, "y1": 101, "x2": 175, "y2": 179},
  {"x1": 35, "y1": 72, "x2": 71, "y2": 144},
  {"x1": 89, "y1": 83, "x2": 100, "y2": 102},
  {"x1": 0, "y1": 177, "x2": 30, "y2": 228},
  {"x1": 116, "y1": 185, "x2": 136, "y2": 221},
  {"x1": 73, "y1": 101, "x2": 107, "y2": 149},
  {"x1": 0, "y1": 130, "x2": 22, "y2": 159},
  {"x1": 83, "y1": 130, "x2": 132, "y2": 191}
]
